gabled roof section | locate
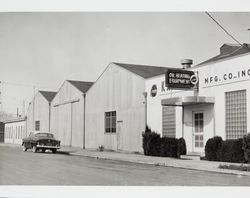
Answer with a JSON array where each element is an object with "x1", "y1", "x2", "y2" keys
[
  {"x1": 39, "y1": 91, "x2": 57, "y2": 102},
  {"x1": 113, "y1": 62, "x2": 169, "y2": 79},
  {"x1": 196, "y1": 43, "x2": 250, "y2": 67},
  {"x1": 67, "y1": 80, "x2": 94, "y2": 93}
]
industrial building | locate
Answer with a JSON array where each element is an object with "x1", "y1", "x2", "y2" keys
[
  {"x1": 26, "y1": 90, "x2": 57, "y2": 134},
  {"x1": 22, "y1": 43, "x2": 250, "y2": 155},
  {"x1": 146, "y1": 43, "x2": 250, "y2": 154},
  {"x1": 4, "y1": 117, "x2": 27, "y2": 144},
  {"x1": 50, "y1": 80, "x2": 93, "y2": 148},
  {"x1": 85, "y1": 62, "x2": 168, "y2": 152}
]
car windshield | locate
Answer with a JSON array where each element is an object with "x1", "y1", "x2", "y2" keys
[{"x1": 35, "y1": 133, "x2": 54, "y2": 138}]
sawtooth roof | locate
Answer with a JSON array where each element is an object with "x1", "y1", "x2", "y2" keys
[{"x1": 113, "y1": 62, "x2": 169, "y2": 78}]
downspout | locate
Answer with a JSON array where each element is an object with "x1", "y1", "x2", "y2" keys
[
  {"x1": 70, "y1": 102, "x2": 73, "y2": 147},
  {"x1": 48, "y1": 102, "x2": 51, "y2": 133},
  {"x1": 182, "y1": 106, "x2": 184, "y2": 138},
  {"x1": 83, "y1": 93, "x2": 86, "y2": 149},
  {"x1": 32, "y1": 87, "x2": 35, "y2": 131}
]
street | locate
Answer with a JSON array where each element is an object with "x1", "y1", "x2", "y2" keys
[{"x1": 0, "y1": 145, "x2": 250, "y2": 186}]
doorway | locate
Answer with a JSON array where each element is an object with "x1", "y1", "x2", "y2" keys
[
  {"x1": 192, "y1": 111, "x2": 204, "y2": 153},
  {"x1": 117, "y1": 120, "x2": 123, "y2": 150}
]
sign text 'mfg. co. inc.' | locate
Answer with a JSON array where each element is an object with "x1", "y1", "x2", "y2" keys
[{"x1": 165, "y1": 69, "x2": 198, "y2": 89}]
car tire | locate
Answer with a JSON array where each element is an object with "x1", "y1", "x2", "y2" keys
[
  {"x1": 22, "y1": 145, "x2": 27, "y2": 152},
  {"x1": 52, "y1": 149, "x2": 57, "y2": 154},
  {"x1": 32, "y1": 145, "x2": 37, "y2": 153},
  {"x1": 42, "y1": 149, "x2": 46, "y2": 153}
]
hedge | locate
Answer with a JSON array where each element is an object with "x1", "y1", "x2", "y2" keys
[
  {"x1": 205, "y1": 136, "x2": 246, "y2": 163},
  {"x1": 205, "y1": 136, "x2": 223, "y2": 161},
  {"x1": 142, "y1": 127, "x2": 187, "y2": 159},
  {"x1": 242, "y1": 134, "x2": 250, "y2": 163},
  {"x1": 217, "y1": 139, "x2": 245, "y2": 163}
]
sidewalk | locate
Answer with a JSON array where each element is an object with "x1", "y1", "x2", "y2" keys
[
  {"x1": 2, "y1": 143, "x2": 250, "y2": 176},
  {"x1": 59, "y1": 146, "x2": 250, "y2": 176}
]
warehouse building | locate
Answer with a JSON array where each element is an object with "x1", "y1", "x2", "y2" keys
[
  {"x1": 50, "y1": 80, "x2": 93, "y2": 148},
  {"x1": 85, "y1": 62, "x2": 168, "y2": 152},
  {"x1": 26, "y1": 90, "x2": 57, "y2": 134},
  {"x1": 4, "y1": 117, "x2": 27, "y2": 144},
  {"x1": 146, "y1": 43, "x2": 250, "y2": 154}
]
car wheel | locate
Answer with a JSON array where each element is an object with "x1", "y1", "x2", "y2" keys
[
  {"x1": 52, "y1": 149, "x2": 57, "y2": 154},
  {"x1": 32, "y1": 145, "x2": 37, "y2": 153},
  {"x1": 22, "y1": 145, "x2": 27, "y2": 152},
  {"x1": 42, "y1": 149, "x2": 46, "y2": 153}
]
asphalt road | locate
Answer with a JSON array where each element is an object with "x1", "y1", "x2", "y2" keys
[{"x1": 1, "y1": 145, "x2": 250, "y2": 186}]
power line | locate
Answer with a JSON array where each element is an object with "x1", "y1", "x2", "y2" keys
[
  {"x1": 0, "y1": 80, "x2": 55, "y2": 91},
  {"x1": 205, "y1": 12, "x2": 243, "y2": 47}
]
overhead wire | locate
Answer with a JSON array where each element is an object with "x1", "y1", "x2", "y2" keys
[{"x1": 205, "y1": 12, "x2": 243, "y2": 47}]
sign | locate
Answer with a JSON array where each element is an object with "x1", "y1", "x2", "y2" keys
[
  {"x1": 201, "y1": 65, "x2": 250, "y2": 88},
  {"x1": 150, "y1": 85, "x2": 157, "y2": 97},
  {"x1": 165, "y1": 69, "x2": 197, "y2": 89}
]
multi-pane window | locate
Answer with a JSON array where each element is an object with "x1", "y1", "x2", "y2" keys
[
  {"x1": 105, "y1": 111, "x2": 116, "y2": 133},
  {"x1": 225, "y1": 90, "x2": 247, "y2": 139},
  {"x1": 162, "y1": 106, "x2": 176, "y2": 138},
  {"x1": 35, "y1": 121, "x2": 40, "y2": 131}
]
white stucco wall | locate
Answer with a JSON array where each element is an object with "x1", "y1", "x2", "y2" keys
[{"x1": 145, "y1": 53, "x2": 250, "y2": 153}]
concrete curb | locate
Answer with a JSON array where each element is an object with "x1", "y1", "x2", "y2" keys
[{"x1": 69, "y1": 152, "x2": 250, "y2": 177}]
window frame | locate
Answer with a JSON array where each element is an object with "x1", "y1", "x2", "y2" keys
[
  {"x1": 35, "y1": 120, "x2": 40, "y2": 131},
  {"x1": 104, "y1": 111, "x2": 116, "y2": 134}
]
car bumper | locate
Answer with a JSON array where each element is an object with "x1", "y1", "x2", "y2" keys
[{"x1": 36, "y1": 145, "x2": 60, "y2": 149}]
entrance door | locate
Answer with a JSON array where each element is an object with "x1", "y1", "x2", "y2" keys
[
  {"x1": 117, "y1": 121, "x2": 123, "y2": 150},
  {"x1": 192, "y1": 112, "x2": 204, "y2": 153}
]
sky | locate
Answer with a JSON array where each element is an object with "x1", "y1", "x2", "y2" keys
[{"x1": 1, "y1": 12, "x2": 250, "y2": 116}]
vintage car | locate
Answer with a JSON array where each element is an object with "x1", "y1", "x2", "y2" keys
[{"x1": 22, "y1": 132, "x2": 60, "y2": 153}]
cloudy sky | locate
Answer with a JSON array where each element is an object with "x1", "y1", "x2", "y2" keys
[{"x1": 1, "y1": 12, "x2": 250, "y2": 115}]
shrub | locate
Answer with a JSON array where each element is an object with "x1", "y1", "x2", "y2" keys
[
  {"x1": 242, "y1": 133, "x2": 250, "y2": 163},
  {"x1": 205, "y1": 136, "x2": 223, "y2": 161},
  {"x1": 177, "y1": 137, "x2": 187, "y2": 157},
  {"x1": 217, "y1": 139, "x2": 245, "y2": 163},
  {"x1": 142, "y1": 126, "x2": 187, "y2": 159},
  {"x1": 160, "y1": 137, "x2": 178, "y2": 158},
  {"x1": 142, "y1": 130, "x2": 161, "y2": 156}
]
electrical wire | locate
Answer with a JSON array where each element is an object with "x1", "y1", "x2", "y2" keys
[
  {"x1": 0, "y1": 80, "x2": 55, "y2": 91},
  {"x1": 205, "y1": 12, "x2": 243, "y2": 47}
]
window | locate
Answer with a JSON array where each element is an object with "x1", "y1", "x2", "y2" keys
[
  {"x1": 162, "y1": 106, "x2": 176, "y2": 138},
  {"x1": 35, "y1": 121, "x2": 40, "y2": 131},
  {"x1": 194, "y1": 112, "x2": 204, "y2": 148},
  {"x1": 105, "y1": 111, "x2": 116, "y2": 133},
  {"x1": 225, "y1": 90, "x2": 247, "y2": 139}
]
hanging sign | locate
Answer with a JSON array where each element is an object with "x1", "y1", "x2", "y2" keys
[{"x1": 165, "y1": 69, "x2": 198, "y2": 89}]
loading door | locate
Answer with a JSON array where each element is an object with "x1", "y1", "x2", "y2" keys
[{"x1": 57, "y1": 103, "x2": 72, "y2": 146}]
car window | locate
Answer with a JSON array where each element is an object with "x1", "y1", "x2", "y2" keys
[{"x1": 35, "y1": 133, "x2": 54, "y2": 138}]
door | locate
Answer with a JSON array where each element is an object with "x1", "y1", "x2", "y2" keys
[
  {"x1": 58, "y1": 103, "x2": 72, "y2": 146},
  {"x1": 192, "y1": 112, "x2": 204, "y2": 153},
  {"x1": 117, "y1": 121, "x2": 123, "y2": 150}
]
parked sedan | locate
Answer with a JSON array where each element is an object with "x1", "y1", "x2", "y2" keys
[{"x1": 22, "y1": 132, "x2": 60, "y2": 153}]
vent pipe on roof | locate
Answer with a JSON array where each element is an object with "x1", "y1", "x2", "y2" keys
[{"x1": 181, "y1": 59, "x2": 193, "y2": 69}]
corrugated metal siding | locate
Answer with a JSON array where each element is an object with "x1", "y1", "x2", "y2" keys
[
  {"x1": 50, "y1": 81, "x2": 84, "y2": 147},
  {"x1": 162, "y1": 106, "x2": 176, "y2": 138},
  {"x1": 85, "y1": 63, "x2": 145, "y2": 152}
]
